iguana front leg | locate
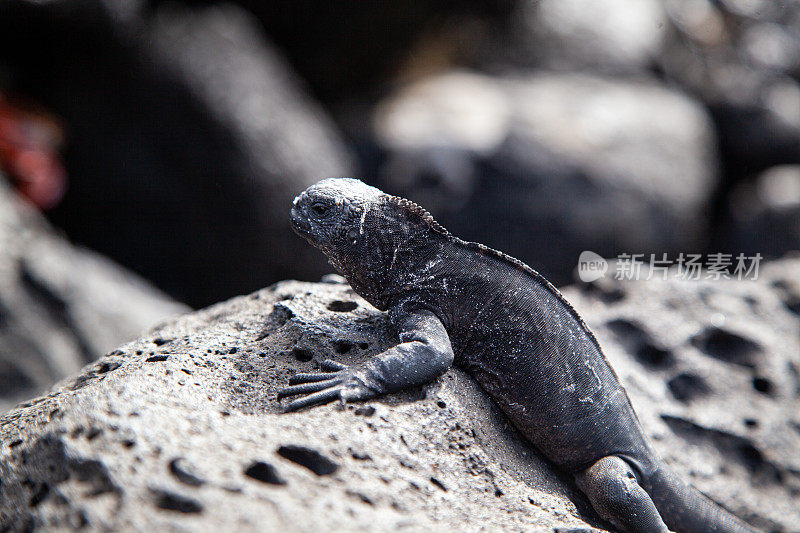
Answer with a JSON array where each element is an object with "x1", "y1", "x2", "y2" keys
[{"x1": 278, "y1": 307, "x2": 454, "y2": 411}]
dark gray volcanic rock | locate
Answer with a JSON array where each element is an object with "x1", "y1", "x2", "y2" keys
[
  {"x1": 373, "y1": 71, "x2": 718, "y2": 284},
  {"x1": 723, "y1": 166, "x2": 800, "y2": 259},
  {"x1": 202, "y1": 0, "x2": 513, "y2": 104},
  {"x1": 0, "y1": 0, "x2": 354, "y2": 307},
  {"x1": 659, "y1": 1, "x2": 800, "y2": 178},
  {"x1": 1, "y1": 261, "x2": 798, "y2": 531},
  {"x1": 0, "y1": 281, "x2": 591, "y2": 532},
  {"x1": 0, "y1": 178, "x2": 188, "y2": 413},
  {"x1": 482, "y1": 0, "x2": 667, "y2": 73}
]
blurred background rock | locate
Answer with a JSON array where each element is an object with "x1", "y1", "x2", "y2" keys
[
  {"x1": 0, "y1": 175, "x2": 187, "y2": 412},
  {"x1": 0, "y1": 0, "x2": 798, "y2": 405}
]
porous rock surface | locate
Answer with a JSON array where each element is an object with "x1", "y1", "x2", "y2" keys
[
  {"x1": 2, "y1": 260, "x2": 799, "y2": 531},
  {"x1": 566, "y1": 258, "x2": 800, "y2": 532}
]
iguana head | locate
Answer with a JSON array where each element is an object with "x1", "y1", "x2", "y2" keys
[
  {"x1": 291, "y1": 177, "x2": 382, "y2": 255},
  {"x1": 290, "y1": 177, "x2": 444, "y2": 308}
]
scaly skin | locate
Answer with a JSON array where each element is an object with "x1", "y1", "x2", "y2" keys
[{"x1": 279, "y1": 177, "x2": 758, "y2": 533}]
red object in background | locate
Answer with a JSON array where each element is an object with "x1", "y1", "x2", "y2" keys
[{"x1": 0, "y1": 94, "x2": 67, "y2": 209}]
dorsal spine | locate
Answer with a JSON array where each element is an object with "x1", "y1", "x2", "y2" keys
[{"x1": 384, "y1": 192, "x2": 605, "y2": 356}]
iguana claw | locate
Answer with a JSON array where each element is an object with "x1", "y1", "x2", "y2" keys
[{"x1": 278, "y1": 359, "x2": 375, "y2": 411}]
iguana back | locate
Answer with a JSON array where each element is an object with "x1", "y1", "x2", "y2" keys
[{"x1": 396, "y1": 234, "x2": 658, "y2": 475}]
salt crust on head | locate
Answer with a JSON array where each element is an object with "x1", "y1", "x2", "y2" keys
[{"x1": 296, "y1": 178, "x2": 384, "y2": 207}]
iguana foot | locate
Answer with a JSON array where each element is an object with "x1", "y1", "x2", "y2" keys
[
  {"x1": 278, "y1": 359, "x2": 379, "y2": 411},
  {"x1": 576, "y1": 455, "x2": 669, "y2": 533}
]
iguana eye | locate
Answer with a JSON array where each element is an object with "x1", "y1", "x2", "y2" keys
[{"x1": 310, "y1": 202, "x2": 331, "y2": 218}]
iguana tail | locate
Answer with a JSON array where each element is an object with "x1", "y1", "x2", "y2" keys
[{"x1": 642, "y1": 464, "x2": 758, "y2": 533}]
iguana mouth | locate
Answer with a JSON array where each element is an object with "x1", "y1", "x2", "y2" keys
[{"x1": 289, "y1": 205, "x2": 313, "y2": 241}]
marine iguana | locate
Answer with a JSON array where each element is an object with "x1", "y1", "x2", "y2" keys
[{"x1": 279, "y1": 177, "x2": 757, "y2": 533}]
